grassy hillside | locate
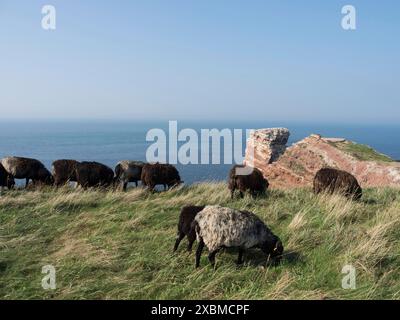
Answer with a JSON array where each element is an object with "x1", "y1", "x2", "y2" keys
[
  {"x1": 331, "y1": 140, "x2": 394, "y2": 162},
  {"x1": 0, "y1": 183, "x2": 399, "y2": 300}
]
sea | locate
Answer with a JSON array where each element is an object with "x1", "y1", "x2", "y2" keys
[{"x1": 0, "y1": 120, "x2": 399, "y2": 186}]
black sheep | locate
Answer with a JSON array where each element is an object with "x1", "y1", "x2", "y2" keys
[
  {"x1": 313, "y1": 167, "x2": 362, "y2": 200},
  {"x1": 141, "y1": 163, "x2": 182, "y2": 191},
  {"x1": 52, "y1": 159, "x2": 80, "y2": 187},
  {"x1": 75, "y1": 161, "x2": 115, "y2": 189},
  {"x1": 228, "y1": 165, "x2": 269, "y2": 199},
  {"x1": 0, "y1": 163, "x2": 15, "y2": 192},
  {"x1": 173, "y1": 205, "x2": 205, "y2": 252}
]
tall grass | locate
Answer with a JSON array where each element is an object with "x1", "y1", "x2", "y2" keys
[{"x1": 0, "y1": 183, "x2": 399, "y2": 299}]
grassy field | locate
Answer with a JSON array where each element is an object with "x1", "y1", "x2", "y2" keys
[{"x1": 0, "y1": 183, "x2": 399, "y2": 300}]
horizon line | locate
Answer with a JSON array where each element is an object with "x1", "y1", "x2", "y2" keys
[{"x1": 0, "y1": 118, "x2": 399, "y2": 126}]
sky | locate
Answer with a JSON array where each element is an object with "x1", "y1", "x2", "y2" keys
[{"x1": 0, "y1": 0, "x2": 399, "y2": 123}]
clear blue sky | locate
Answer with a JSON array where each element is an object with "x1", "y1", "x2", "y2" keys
[{"x1": 0, "y1": 0, "x2": 399, "y2": 123}]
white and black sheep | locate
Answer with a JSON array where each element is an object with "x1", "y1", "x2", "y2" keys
[
  {"x1": 192, "y1": 205, "x2": 283, "y2": 268},
  {"x1": 1, "y1": 156, "x2": 53, "y2": 187},
  {"x1": 114, "y1": 160, "x2": 146, "y2": 191}
]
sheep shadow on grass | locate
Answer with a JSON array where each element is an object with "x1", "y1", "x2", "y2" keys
[
  {"x1": 243, "y1": 249, "x2": 302, "y2": 268},
  {"x1": 199, "y1": 247, "x2": 302, "y2": 269},
  {"x1": 282, "y1": 250, "x2": 302, "y2": 265},
  {"x1": 361, "y1": 197, "x2": 377, "y2": 205}
]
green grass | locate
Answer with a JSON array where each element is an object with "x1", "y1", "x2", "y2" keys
[
  {"x1": 331, "y1": 141, "x2": 394, "y2": 162},
  {"x1": 0, "y1": 183, "x2": 399, "y2": 300}
]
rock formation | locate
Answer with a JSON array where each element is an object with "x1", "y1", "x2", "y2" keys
[
  {"x1": 244, "y1": 128, "x2": 400, "y2": 189},
  {"x1": 244, "y1": 128, "x2": 290, "y2": 167}
]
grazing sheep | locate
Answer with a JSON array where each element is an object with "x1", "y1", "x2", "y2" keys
[
  {"x1": 52, "y1": 159, "x2": 80, "y2": 187},
  {"x1": 228, "y1": 165, "x2": 269, "y2": 199},
  {"x1": 1, "y1": 156, "x2": 53, "y2": 187},
  {"x1": 0, "y1": 163, "x2": 15, "y2": 193},
  {"x1": 313, "y1": 167, "x2": 362, "y2": 200},
  {"x1": 75, "y1": 161, "x2": 115, "y2": 189},
  {"x1": 141, "y1": 163, "x2": 182, "y2": 191},
  {"x1": 173, "y1": 205, "x2": 205, "y2": 252},
  {"x1": 193, "y1": 205, "x2": 283, "y2": 268},
  {"x1": 114, "y1": 160, "x2": 145, "y2": 191}
]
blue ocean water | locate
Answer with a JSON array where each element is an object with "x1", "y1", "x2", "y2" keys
[{"x1": 0, "y1": 121, "x2": 399, "y2": 185}]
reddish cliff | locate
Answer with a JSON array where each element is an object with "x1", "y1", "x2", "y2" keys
[{"x1": 244, "y1": 128, "x2": 400, "y2": 189}]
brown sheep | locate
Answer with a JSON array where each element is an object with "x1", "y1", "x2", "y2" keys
[
  {"x1": 313, "y1": 167, "x2": 362, "y2": 200},
  {"x1": 228, "y1": 165, "x2": 269, "y2": 199},
  {"x1": 173, "y1": 205, "x2": 205, "y2": 252},
  {"x1": 1, "y1": 156, "x2": 53, "y2": 187},
  {"x1": 141, "y1": 163, "x2": 182, "y2": 191},
  {"x1": 0, "y1": 163, "x2": 15, "y2": 193},
  {"x1": 75, "y1": 161, "x2": 115, "y2": 189},
  {"x1": 52, "y1": 159, "x2": 80, "y2": 187}
]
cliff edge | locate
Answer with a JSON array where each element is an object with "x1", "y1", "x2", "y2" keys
[{"x1": 244, "y1": 128, "x2": 400, "y2": 189}]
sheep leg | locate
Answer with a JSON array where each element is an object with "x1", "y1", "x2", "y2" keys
[
  {"x1": 123, "y1": 182, "x2": 128, "y2": 192},
  {"x1": 195, "y1": 238, "x2": 205, "y2": 268},
  {"x1": 25, "y1": 178, "x2": 30, "y2": 188},
  {"x1": 147, "y1": 184, "x2": 155, "y2": 192},
  {"x1": 208, "y1": 249, "x2": 219, "y2": 269},
  {"x1": 230, "y1": 188, "x2": 235, "y2": 199},
  {"x1": 239, "y1": 191, "x2": 244, "y2": 199},
  {"x1": 8, "y1": 177, "x2": 15, "y2": 190},
  {"x1": 135, "y1": 181, "x2": 138, "y2": 187},
  {"x1": 173, "y1": 232, "x2": 185, "y2": 252},
  {"x1": 187, "y1": 235, "x2": 196, "y2": 252},
  {"x1": 163, "y1": 184, "x2": 167, "y2": 191},
  {"x1": 237, "y1": 249, "x2": 244, "y2": 265},
  {"x1": 0, "y1": 186, "x2": 4, "y2": 195}
]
